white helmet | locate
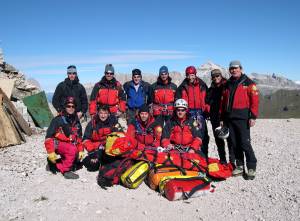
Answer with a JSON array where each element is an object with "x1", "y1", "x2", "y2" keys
[
  {"x1": 215, "y1": 126, "x2": 229, "y2": 139},
  {"x1": 174, "y1": 99, "x2": 188, "y2": 109}
]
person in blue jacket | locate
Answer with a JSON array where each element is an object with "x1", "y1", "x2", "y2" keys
[{"x1": 123, "y1": 68, "x2": 152, "y2": 122}]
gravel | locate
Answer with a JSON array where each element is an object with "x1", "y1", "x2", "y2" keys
[{"x1": 0, "y1": 119, "x2": 299, "y2": 221}]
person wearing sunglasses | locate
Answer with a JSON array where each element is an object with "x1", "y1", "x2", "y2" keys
[
  {"x1": 176, "y1": 66, "x2": 210, "y2": 156},
  {"x1": 89, "y1": 64, "x2": 126, "y2": 118},
  {"x1": 220, "y1": 60, "x2": 259, "y2": 180},
  {"x1": 123, "y1": 69, "x2": 152, "y2": 122},
  {"x1": 82, "y1": 104, "x2": 123, "y2": 171},
  {"x1": 150, "y1": 65, "x2": 177, "y2": 125},
  {"x1": 44, "y1": 96, "x2": 84, "y2": 179},
  {"x1": 206, "y1": 69, "x2": 231, "y2": 164},
  {"x1": 52, "y1": 65, "x2": 88, "y2": 119},
  {"x1": 161, "y1": 99, "x2": 204, "y2": 153}
]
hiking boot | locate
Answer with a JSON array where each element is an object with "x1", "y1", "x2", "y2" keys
[
  {"x1": 246, "y1": 169, "x2": 256, "y2": 180},
  {"x1": 232, "y1": 166, "x2": 244, "y2": 176},
  {"x1": 63, "y1": 171, "x2": 79, "y2": 179}
]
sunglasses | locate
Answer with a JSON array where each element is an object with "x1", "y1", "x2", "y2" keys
[
  {"x1": 160, "y1": 72, "x2": 168, "y2": 76},
  {"x1": 229, "y1": 67, "x2": 239, "y2": 71},
  {"x1": 176, "y1": 108, "x2": 186, "y2": 112},
  {"x1": 68, "y1": 72, "x2": 77, "y2": 75},
  {"x1": 66, "y1": 105, "x2": 75, "y2": 108},
  {"x1": 212, "y1": 74, "x2": 221, "y2": 79},
  {"x1": 105, "y1": 72, "x2": 114, "y2": 76}
]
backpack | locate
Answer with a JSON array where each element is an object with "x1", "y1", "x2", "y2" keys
[
  {"x1": 97, "y1": 158, "x2": 134, "y2": 189},
  {"x1": 207, "y1": 158, "x2": 233, "y2": 180},
  {"x1": 105, "y1": 132, "x2": 137, "y2": 156}
]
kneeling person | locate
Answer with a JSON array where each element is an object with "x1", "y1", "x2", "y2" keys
[
  {"x1": 161, "y1": 99, "x2": 204, "y2": 153},
  {"x1": 44, "y1": 97, "x2": 84, "y2": 179},
  {"x1": 127, "y1": 105, "x2": 162, "y2": 149},
  {"x1": 82, "y1": 105, "x2": 122, "y2": 171}
]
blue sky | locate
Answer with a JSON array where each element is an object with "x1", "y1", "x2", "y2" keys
[{"x1": 1, "y1": 0, "x2": 299, "y2": 91}]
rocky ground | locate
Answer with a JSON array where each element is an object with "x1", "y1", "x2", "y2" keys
[{"x1": 0, "y1": 119, "x2": 299, "y2": 221}]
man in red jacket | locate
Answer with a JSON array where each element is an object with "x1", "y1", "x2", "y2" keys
[
  {"x1": 89, "y1": 64, "x2": 126, "y2": 118},
  {"x1": 127, "y1": 105, "x2": 163, "y2": 149},
  {"x1": 44, "y1": 97, "x2": 84, "y2": 179},
  {"x1": 82, "y1": 104, "x2": 123, "y2": 171},
  {"x1": 150, "y1": 66, "x2": 177, "y2": 125},
  {"x1": 176, "y1": 66, "x2": 210, "y2": 156},
  {"x1": 220, "y1": 61, "x2": 259, "y2": 180},
  {"x1": 161, "y1": 99, "x2": 203, "y2": 153}
]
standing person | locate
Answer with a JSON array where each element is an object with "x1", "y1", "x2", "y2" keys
[
  {"x1": 151, "y1": 65, "x2": 177, "y2": 125},
  {"x1": 176, "y1": 66, "x2": 210, "y2": 156},
  {"x1": 44, "y1": 97, "x2": 84, "y2": 179},
  {"x1": 52, "y1": 65, "x2": 88, "y2": 119},
  {"x1": 220, "y1": 60, "x2": 259, "y2": 179},
  {"x1": 82, "y1": 104, "x2": 122, "y2": 171},
  {"x1": 161, "y1": 99, "x2": 204, "y2": 153},
  {"x1": 89, "y1": 64, "x2": 126, "y2": 118},
  {"x1": 123, "y1": 68, "x2": 152, "y2": 122},
  {"x1": 206, "y1": 69, "x2": 230, "y2": 164},
  {"x1": 127, "y1": 105, "x2": 163, "y2": 149}
]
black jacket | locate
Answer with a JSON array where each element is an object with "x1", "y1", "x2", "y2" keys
[
  {"x1": 52, "y1": 77, "x2": 88, "y2": 114},
  {"x1": 206, "y1": 78, "x2": 227, "y2": 121}
]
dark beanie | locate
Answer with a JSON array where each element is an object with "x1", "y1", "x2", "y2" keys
[
  {"x1": 132, "y1": 68, "x2": 142, "y2": 76},
  {"x1": 138, "y1": 105, "x2": 150, "y2": 113}
]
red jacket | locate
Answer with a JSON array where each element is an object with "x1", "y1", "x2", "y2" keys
[
  {"x1": 220, "y1": 74, "x2": 259, "y2": 120},
  {"x1": 44, "y1": 114, "x2": 83, "y2": 154},
  {"x1": 151, "y1": 77, "x2": 177, "y2": 116},
  {"x1": 127, "y1": 115, "x2": 162, "y2": 148},
  {"x1": 161, "y1": 116, "x2": 203, "y2": 150},
  {"x1": 89, "y1": 77, "x2": 126, "y2": 115},
  {"x1": 176, "y1": 77, "x2": 210, "y2": 113},
  {"x1": 82, "y1": 116, "x2": 122, "y2": 152}
]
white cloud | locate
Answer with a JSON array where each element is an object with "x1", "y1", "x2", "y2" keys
[{"x1": 9, "y1": 50, "x2": 195, "y2": 69}]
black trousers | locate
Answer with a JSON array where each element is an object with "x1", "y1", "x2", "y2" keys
[
  {"x1": 227, "y1": 119, "x2": 257, "y2": 170},
  {"x1": 210, "y1": 118, "x2": 226, "y2": 162}
]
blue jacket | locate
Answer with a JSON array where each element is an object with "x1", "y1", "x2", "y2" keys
[{"x1": 123, "y1": 80, "x2": 151, "y2": 109}]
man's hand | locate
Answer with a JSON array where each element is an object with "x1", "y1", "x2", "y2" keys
[
  {"x1": 188, "y1": 148, "x2": 195, "y2": 153},
  {"x1": 48, "y1": 152, "x2": 57, "y2": 164},
  {"x1": 78, "y1": 151, "x2": 85, "y2": 160},
  {"x1": 249, "y1": 119, "x2": 256, "y2": 127},
  {"x1": 116, "y1": 110, "x2": 122, "y2": 117},
  {"x1": 77, "y1": 111, "x2": 83, "y2": 119},
  {"x1": 220, "y1": 121, "x2": 224, "y2": 127}
]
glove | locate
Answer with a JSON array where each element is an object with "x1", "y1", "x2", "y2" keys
[
  {"x1": 48, "y1": 152, "x2": 57, "y2": 164},
  {"x1": 78, "y1": 151, "x2": 85, "y2": 160}
]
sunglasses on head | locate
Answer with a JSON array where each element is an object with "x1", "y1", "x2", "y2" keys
[
  {"x1": 176, "y1": 108, "x2": 186, "y2": 112},
  {"x1": 66, "y1": 105, "x2": 75, "y2": 108}
]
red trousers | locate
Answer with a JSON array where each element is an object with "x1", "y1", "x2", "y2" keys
[{"x1": 56, "y1": 142, "x2": 78, "y2": 173}]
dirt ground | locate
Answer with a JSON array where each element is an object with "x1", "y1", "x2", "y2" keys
[{"x1": 0, "y1": 119, "x2": 299, "y2": 221}]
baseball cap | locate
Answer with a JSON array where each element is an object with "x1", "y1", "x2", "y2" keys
[
  {"x1": 229, "y1": 60, "x2": 242, "y2": 69},
  {"x1": 159, "y1": 66, "x2": 169, "y2": 75}
]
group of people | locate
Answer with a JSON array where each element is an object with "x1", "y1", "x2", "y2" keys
[{"x1": 45, "y1": 60, "x2": 259, "y2": 180}]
